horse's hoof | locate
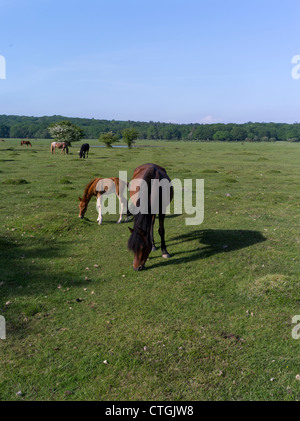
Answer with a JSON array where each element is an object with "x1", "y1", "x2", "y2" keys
[
  {"x1": 152, "y1": 246, "x2": 157, "y2": 252},
  {"x1": 162, "y1": 253, "x2": 171, "y2": 259}
]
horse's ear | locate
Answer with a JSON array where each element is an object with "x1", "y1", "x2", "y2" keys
[
  {"x1": 128, "y1": 227, "x2": 134, "y2": 234},
  {"x1": 78, "y1": 196, "x2": 82, "y2": 202},
  {"x1": 138, "y1": 228, "x2": 146, "y2": 237}
]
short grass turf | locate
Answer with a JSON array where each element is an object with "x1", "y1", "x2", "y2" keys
[{"x1": 0, "y1": 139, "x2": 299, "y2": 401}]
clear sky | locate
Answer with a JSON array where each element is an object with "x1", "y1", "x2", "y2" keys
[{"x1": 0, "y1": 0, "x2": 300, "y2": 124}]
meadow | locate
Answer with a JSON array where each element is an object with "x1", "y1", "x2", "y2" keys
[{"x1": 0, "y1": 139, "x2": 299, "y2": 401}]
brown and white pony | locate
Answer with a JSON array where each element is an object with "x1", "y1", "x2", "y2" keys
[
  {"x1": 128, "y1": 163, "x2": 173, "y2": 271},
  {"x1": 78, "y1": 177, "x2": 130, "y2": 224},
  {"x1": 21, "y1": 140, "x2": 32, "y2": 147},
  {"x1": 51, "y1": 142, "x2": 69, "y2": 154}
]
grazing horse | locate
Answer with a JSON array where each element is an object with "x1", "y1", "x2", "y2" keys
[
  {"x1": 78, "y1": 177, "x2": 130, "y2": 224},
  {"x1": 21, "y1": 140, "x2": 32, "y2": 147},
  {"x1": 79, "y1": 143, "x2": 90, "y2": 159},
  {"x1": 0, "y1": 139, "x2": 5, "y2": 142},
  {"x1": 128, "y1": 163, "x2": 173, "y2": 271},
  {"x1": 51, "y1": 141, "x2": 69, "y2": 154}
]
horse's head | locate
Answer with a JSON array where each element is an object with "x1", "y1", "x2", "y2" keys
[
  {"x1": 78, "y1": 197, "x2": 88, "y2": 218},
  {"x1": 128, "y1": 227, "x2": 151, "y2": 271}
]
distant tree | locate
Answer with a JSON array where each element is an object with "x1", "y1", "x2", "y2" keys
[
  {"x1": 99, "y1": 131, "x2": 119, "y2": 148},
  {"x1": 122, "y1": 128, "x2": 138, "y2": 148},
  {"x1": 48, "y1": 121, "x2": 84, "y2": 145},
  {"x1": 231, "y1": 126, "x2": 247, "y2": 141},
  {"x1": 3, "y1": 113, "x2": 300, "y2": 143},
  {"x1": 147, "y1": 124, "x2": 158, "y2": 139},
  {"x1": 287, "y1": 137, "x2": 300, "y2": 142},
  {"x1": 0, "y1": 124, "x2": 10, "y2": 138},
  {"x1": 213, "y1": 130, "x2": 231, "y2": 141}
]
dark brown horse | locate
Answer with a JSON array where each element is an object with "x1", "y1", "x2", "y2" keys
[
  {"x1": 21, "y1": 140, "x2": 32, "y2": 147},
  {"x1": 128, "y1": 163, "x2": 173, "y2": 271},
  {"x1": 0, "y1": 139, "x2": 5, "y2": 142}
]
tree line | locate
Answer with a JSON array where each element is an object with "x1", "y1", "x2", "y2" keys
[{"x1": 0, "y1": 114, "x2": 300, "y2": 142}]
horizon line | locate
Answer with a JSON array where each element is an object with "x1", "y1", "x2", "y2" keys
[{"x1": 0, "y1": 113, "x2": 299, "y2": 126}]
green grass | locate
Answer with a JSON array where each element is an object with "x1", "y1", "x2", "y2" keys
[{"x1": 0, "y1": 139, "x2": 299, "y2": 401}]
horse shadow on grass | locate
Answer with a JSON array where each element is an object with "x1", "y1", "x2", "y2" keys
[
  {"x1": 0, "y1": 236, "x2": 95, "y2": 337},
  {"x1": 149, "y1": 229, "x2": 266, "y2": 269},
  {"x1": 0, "y1": 237, "x2": 91, "y2": 300}
]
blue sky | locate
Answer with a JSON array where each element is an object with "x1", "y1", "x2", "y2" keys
[{"x1": 0, "y1": 0, "x2": 299, "y2": 123}]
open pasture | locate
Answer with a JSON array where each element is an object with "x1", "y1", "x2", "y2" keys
[{"x1": 0, "y1": 139, "x2": 299, "y2": 400}]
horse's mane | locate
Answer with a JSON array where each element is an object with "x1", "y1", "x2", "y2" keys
[
  {"x1": 128, "y1": 212, "x2": 152, "y2": 252},
  {"x1": 82, "y1": 178, "x2": 97, "y2": 200}
]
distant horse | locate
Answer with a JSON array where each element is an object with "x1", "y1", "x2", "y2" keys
[
  {"x1": 79, "y1": 143, "x2": 89, "y2": 159},
  {"x1": 0, "y1": 139, "x2": 5, "y2": 142},
  {"x1": 128, "y1": 163, "x2": 173, "y2": 271},
  {"x1": 51, "y1": 142, "x2": 69, "y2": 154},
  {"x1": 21, "y1": 140, "x2": 32, "y2": 147},
  {"x1": 78, "y1": 177, "x2": 131, "y2": 224}
]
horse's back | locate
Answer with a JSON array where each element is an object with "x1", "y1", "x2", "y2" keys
[
  {"x1": 131, "y1": 163, "x2": 173, "y2": 211},
  {"x1": 95, "y1": 177, "x2": 117, "y2": 195},
  {"x1": 133, "y1": 163, "x2": 168, "y2": 181}
]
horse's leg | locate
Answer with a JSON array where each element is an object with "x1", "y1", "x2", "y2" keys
[
  {"x1": 117, "y1": 194, "x2": 124, "y2": 224},
  {"x1": 125, "y1": 199, "x2": 132, "y2": 222},
  {"x1": 158, "y1": 214, "x2": 170, "y2": 258},
  {"x1": 151, "y1": 215, "x2": 157, "y2": 251},
  {"x1": 96, "y1": 194, "x2": 103, "y2": 225}
]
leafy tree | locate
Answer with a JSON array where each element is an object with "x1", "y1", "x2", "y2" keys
[
  {"x1": 99, "y1": 131, "x2": 119, "y2": 148},
  {"x1": 231, "y1": 126, "x2": 247, "y2": 141},
  {"x1": 2, "y1": 114, "x2": 300, "y2": 143},
  {"x1": 213, "y1": 131, "x2": 231, "y2": 141},
  {"x1": 48, "y1": 120, "x2": 84, "y2": 145},
  {"x1": 122, "y1": 128, "x2": 138, "y2": 148},
  {"x1": 147, "y1": 124, "x2": 158, "y2": 139},
  {"x1": 0, "y1": 124, "x2": 10, "y2": 138}
]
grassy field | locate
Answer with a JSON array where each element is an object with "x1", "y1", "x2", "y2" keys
[{"x1": 0, "y1": 138, "x2": 299, "y2": 401}]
